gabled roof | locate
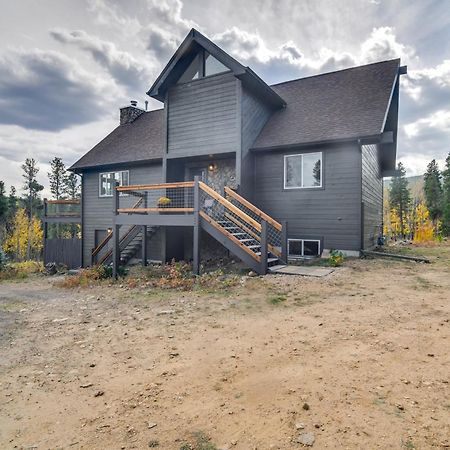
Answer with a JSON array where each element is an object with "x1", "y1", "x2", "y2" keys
[
  {"x1": 70, "y1": 109, "x2": 164, "y2": 172},
  {"x1": 147, "y1": 28, "x2": 286, "y2": 109},
  {"x1": 253, "y1": 59, "x2": 401, "y2": 150}
]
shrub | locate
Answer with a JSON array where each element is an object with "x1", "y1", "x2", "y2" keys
[
  {"x1": 0, "y1": 249, "x2": 6, "y2": 271},
  {"x1": 0, "y1": 260, "x2": 43, "y2": 281},
  {"x1": 55, "y1": 264, "x2": 126, "y2": 288},
  {"x1": 329, "y1": 250, "x2": 345, "y2": 267}
]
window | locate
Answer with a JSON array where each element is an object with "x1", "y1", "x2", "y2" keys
[
  {"x1": 177, "y1": 50, "x2": 230, "y2": 84},
  {"x1": 288, "y1": 239, "x2": 321, "y2": 259},
  {"x1": 204, "y1": 52, "x2": 229, "y2": 76},
  {"x1": 99, "y1": 170, "x2": 129, "y2": 197},
  {"x1": 284, "y1": 152, "x2": 322, "y2": 189},
  {"x1": 177, "y1": 54, "x2": 201, "y2": 83}
]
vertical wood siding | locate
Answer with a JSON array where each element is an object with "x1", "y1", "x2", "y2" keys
[
  {"x1": 167, "y1": 72, "x2": 239, "y2": 157},
  {"x1": 82, "y1": 163, "x2": 163, "y2": 266},
  {"x1": 44, "y1": 238, "x2": 81, "y2": 269},
  {"x1": 361, "y1": 144, "x2": 383, "y2": 249},
  {"x1": 253, "y1": 144, "x2": 362, "y2": 251}
]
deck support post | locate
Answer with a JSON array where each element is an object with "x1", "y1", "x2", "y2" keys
[
  {"x1": 112, "y1": 181, "x2": 120, "y2": 279},
  {"x1": 142, "y1": 225, "x2": 148, "y2": 266},
  {"x1": 281, "y1": 220, "x2": 288, "y2": 263},
  {"x1": 260, "y1": 219, "x2": 268, "y2": 275},
  {"x1": 193, "y1": 176, "x2": 201, "y2": 276}
]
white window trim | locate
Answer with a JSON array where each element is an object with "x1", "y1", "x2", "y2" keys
[
  {"x1": 288, "y1": 238, "x2": 321, "y2": 258},
  {"x1": 99, "y1": 170, "x2": 129, "y2": 197},
  {"x1": 283, "y1": 152, "x2": 323, "y2": 189}
]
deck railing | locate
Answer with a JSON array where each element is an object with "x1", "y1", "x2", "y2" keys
[
  {"x1": 44, "y1": 198, "x2": 81, "y2": 218},
  {"x1": 116, "y1": 182, "x2": 195, "y2": 213}
]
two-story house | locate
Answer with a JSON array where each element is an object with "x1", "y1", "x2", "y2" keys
[{"x1": 67, "y1": 28, "x2": 406, "y2": 275}]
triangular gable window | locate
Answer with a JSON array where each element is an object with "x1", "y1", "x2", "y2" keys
[
  {"x1": 205, "y1": 52, "x2": 229, "y2": 76},
  {"x1": 177, "y1": 50, "x2": 230, "y2": 84},
  {"x1": 178, "y1": 54, "x2": 201, "y2": 83}
]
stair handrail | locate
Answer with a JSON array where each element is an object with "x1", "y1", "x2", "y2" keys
[
  {"x1": 224, "y1": 187, "x2": 282, "y2": 231},
  {"x1": 92, "y1": 196, "x2": 143, "y2": 264},
  {"x1": 199, "y1": 182, "x2": 262, "y2": 232}
]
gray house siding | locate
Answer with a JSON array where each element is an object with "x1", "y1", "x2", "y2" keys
[
  {"x1": 82, "y1": 163, "x2": 163, "y2": 266},
  {"x1": 240, "y1": 87, "x2": 273, "y2": 199},
  {"x1": 361, "y1": 144, "x2": 383, "y2": 249},
  {"x1": 253, "y1": 144, "x2": 362, "y2": 252},
  {"x1": 167, "y1": 72, "x2": 240, "y2": 158}
]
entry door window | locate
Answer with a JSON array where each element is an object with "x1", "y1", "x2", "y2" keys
[{"x1": 188, "y1": 167, "x2": 207, "y2": 182}]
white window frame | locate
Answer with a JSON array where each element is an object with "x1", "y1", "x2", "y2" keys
[
  {"x1": 288, "y1": 238, "x2": 321, "y2": 259},
  {"x1": 283, "y1": 152, "x2": 323, "y2": 189},
  {"x1": 98, "y1": 170, "x2": 129, "y2": 197}
]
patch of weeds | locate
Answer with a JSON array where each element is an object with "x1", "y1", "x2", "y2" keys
[
  {"x1": 268, "y1": 292, "x2": 288, "y2": 305},
  {"x1": 402, "y1": 438, "x2": 416, "y2": 449},
  {"x1": 373, "y1": 396, "x2": 386, "y2": 406},
  {"x1": 55, "y1": 265, "x2": 126, "y2": 288},
  {"x1": 192, "y1": 431, "x2": 218, "y2": 450},
  {"x1": 0, "y1": 300, "x2": 27, "y2": 312},
  {"x1": 415, "y1": 276, "x2": 432, "y2": 288},
  {"x1": 180, "y1": 431, "x2": 218, "y2": 450},
  {"x1": 148, "y1": 439, "x2": 160, "y2": 447},
  {"x1": 0, "y1": 260, "x2": 44, "y2": 282}
]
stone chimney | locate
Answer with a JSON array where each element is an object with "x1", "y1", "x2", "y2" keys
[{"x1": 120, "y1": 100, "x2": 145, "y2": 125}]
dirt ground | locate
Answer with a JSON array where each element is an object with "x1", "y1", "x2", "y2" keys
[{"x1": 1, "y1": 245, "x2": 449, "y2": 450}]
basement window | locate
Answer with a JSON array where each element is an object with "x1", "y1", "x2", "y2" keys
[
  {"x1": 288, "y1": 239, "x2": 321, "y2": 259},
  {"x1": 99, "y1": 170, "x2": 129, "y2": 197},
  {"x1": 284, "y1": 152, "x2": 322, "y2": 189}
]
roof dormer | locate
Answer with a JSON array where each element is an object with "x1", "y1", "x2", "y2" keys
[{"x1": 147, "y1": 28, "x2": 285, "y2": 109}]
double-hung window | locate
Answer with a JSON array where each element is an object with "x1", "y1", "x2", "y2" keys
[
  {"x1": 284, "y1": 152, "x2": 322, "y2": 189},
  {"x1": 99, "y1": 170, "x2": 129, "y2": 197}
]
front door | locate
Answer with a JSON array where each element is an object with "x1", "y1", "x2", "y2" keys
[{"x1": 187, "y1": 167, "x2": 207, "y2": 182}]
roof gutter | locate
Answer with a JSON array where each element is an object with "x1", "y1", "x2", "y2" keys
[
  {"x1": 69, "y1": 157, "x2": 164, "y2": 174},
  {"x1": 250, "y1": 132, "x2": 393, "y2": 153}
]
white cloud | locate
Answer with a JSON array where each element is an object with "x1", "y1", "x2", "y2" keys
[
  {"x1": 359, "y1": 26, "x2": 416, "y2": 64},
  {"x1": 0, "y1": 48, "x2": 116, "y2": 131},
  {"x1": 0, "y1": 117, "x2": 117, "y2": 195},
  {"x1": 404, "y1": 110, "x2": 450, "y2": 139},
  {"x1": 50, "y1": 28, "x2": 155, "y2": 94}
]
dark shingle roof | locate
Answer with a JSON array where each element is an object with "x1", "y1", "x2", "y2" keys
[
  {"x1": 70, "y1": 109, "x2": 164, "y2": 171},
  {"x1": 253, "y1": 59, "x2": 400, "y2": 150}
]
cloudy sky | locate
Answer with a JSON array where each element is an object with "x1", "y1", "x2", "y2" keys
[{"x1": 1, "y1": 0, "x2": 450, "y2": 195}]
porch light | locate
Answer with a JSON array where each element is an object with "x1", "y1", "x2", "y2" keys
[{"x1": 208, "y1": 163, "x2": 217, "y2": 172}]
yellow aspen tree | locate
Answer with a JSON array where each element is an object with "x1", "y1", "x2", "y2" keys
[
  {"x1": 3, "y1": 208, "x2": 43, "y2": 260},
  {"x1": 413, "y1": 202, "x2": 435, "y2": 242}
]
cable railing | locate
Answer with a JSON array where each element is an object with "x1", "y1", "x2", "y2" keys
[
  {"x1": 92, "y1": 196, "x2": 144, "y2": 265},
  {"x1": 198, "y1": 181, "x2": 262, "y2": 262},
  {"x1": 116, "y1": 182, "x2": 195, "y2": 214},
  {"x1": 224, "y1": 187, "x2": 283, "y2": 259}
]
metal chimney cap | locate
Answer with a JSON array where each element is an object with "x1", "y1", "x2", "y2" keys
[{"x1": 130, "y1": 100, "x2": 138, "y2": 107}]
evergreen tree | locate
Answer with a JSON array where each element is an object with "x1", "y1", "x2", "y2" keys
[
  {"x1": 0, "y1": 181, "x2": 8, "y2": 244},
  {"x1": 389, "y1": 162, "x2": 411, "y2": 238},
  {"x1": 48, "y1": 157, "x2": 67, "y2": 200},
  {"x1": 442, "y1": 153, "x2": 450, "y2": 236},
  {"x1": 22, "y1": 158, "x2": 44, "y2": 259},
  {"x1": 8, "y1": 186, "x2": 17, "y2": 226},
  {"x1": 64, "y1": 172, "x2": 81, "y2": 199},
  {"x1": 0, "y1": 181, "x2": 8, "y2": 222},
  {"x1": 423, "y1": 159, "x2": 443, "y2": 228}
]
